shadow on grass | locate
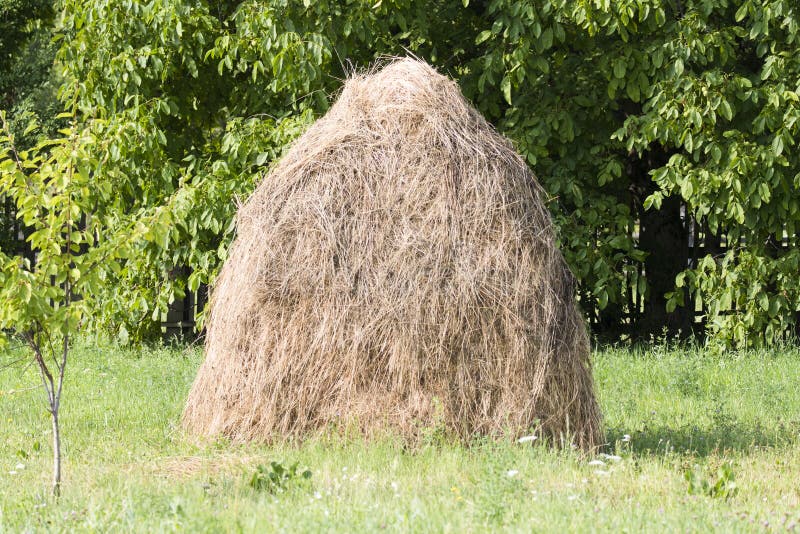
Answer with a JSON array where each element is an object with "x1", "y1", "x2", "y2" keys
[{"x1": 604, "y1": 419, "x2": 800, "y2": 457}]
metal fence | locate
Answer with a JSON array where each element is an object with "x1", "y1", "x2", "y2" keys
[
  {"x1": 4, "y1": 197, "x2": 796, "y2": 340},
  {"x1": 582, "y1": 203, "x2": 797, "y2": 339}
]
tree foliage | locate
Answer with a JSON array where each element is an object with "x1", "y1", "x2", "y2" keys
[
  {"x1": 0, "y1": 0, "x2": 58, "y2": 141},
  {"x1": 0, "y1": 0, "x2": 60, "y2": 254},
  {"x1": 2, "y1": 0, "x2": 799, "y2": 349},
  {"x1": 0, "y1": 101, "x2": 183, "y2": 492}
]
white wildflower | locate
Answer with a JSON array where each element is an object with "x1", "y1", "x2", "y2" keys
[
  {"x1": 517, "y1": 435, "x2": 537, "y2": 444},
  {"x1": 506, "y1": 470, "x2": 519, "y2": 478}
]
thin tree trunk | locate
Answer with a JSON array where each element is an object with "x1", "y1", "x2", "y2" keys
[
  {"x1": 51, "y1": 410, "x2": 61, "y2": 496},
  {"x1": 32, "y1": 340, "x2": 61, "y2": 498},
  {"x1": 51, "y1": 306, "x2": 69, "y2": 497}
]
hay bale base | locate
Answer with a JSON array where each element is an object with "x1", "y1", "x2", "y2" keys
[{"x1": 183, "y1": 58, "x2": 602, "y2": 449}]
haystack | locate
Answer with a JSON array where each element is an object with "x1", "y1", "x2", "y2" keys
[{"x1": 183, "y1": 58, "x2": 602, "y2": 449}]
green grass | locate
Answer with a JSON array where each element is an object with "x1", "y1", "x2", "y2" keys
[{"x1": 2, "y1": 341, "x2": 800, "y2": 532}]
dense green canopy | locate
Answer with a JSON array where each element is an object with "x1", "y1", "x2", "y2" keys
[{"x1": 1, "y1": 0, "x2": 798, "y2": 348}]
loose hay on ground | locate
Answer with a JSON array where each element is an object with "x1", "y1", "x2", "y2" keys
[{"x1": 183, "y1": 58, "x2": 602, "y2": 450}]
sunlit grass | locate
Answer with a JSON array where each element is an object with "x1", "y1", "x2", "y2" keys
[{"x1": 2, "y1": 341, "x2": 799, "y2": 531}]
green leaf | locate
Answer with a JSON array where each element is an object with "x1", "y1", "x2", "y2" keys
[
  {"x1": 643, "y1": 193, "x2": 663, "y2": 210},
  {"x1": 609, "y1": 236, "x2": 628, "y2": 249},
  {"x1": 719, "y1": 100, "x2": 733, "y2": 120},
  {"x1": 541, "y1": 27, "x2": 553, "y2": 49},
  {"x1": 768, "y1": 297, "x2": 780, "y2": 317},
  {"x1": 475, "y1": 30, "x2": 492, "y2": 44},
  {"x1": 674, "y1": 58, "x2": 684, "y2": 76},
  {"x1": 598, "y1": 289, "x2": 609, "y2": 310},
  {"x1": 759, "y1": 182, "x2": 771, "y2": 203},
  {"x1": 680, "y1": 179, "x2": 693, "y2": 198},
  {"x1": 720, "y1": 290, "x2": 732, "y2": 310},
  {"x1": 501, "y1": 76, "x2": 512, "y2": 105},
  {"x1": 23, "y1": 120, "x2": 39, "y2": 136},
  {"x1": 772, "y1": 134, "x2": 784, "y2": 157},
  {"x1": 735, "y1": 3, "x2": 749, "y2": 21},
  {"x1": 758, "y1": 292, "x2": 769, "y2": 311},
  {"x1": 613, "y1": 60, "x2": 625, "y2": 79}
]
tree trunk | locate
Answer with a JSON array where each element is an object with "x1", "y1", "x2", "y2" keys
[
  {"x1": 51, "y1": 409, "x2": 61, "y2": 497},
  {"x1": 638, "y1": 195, "x2": 689, "y2": 339},
  {"x1": 627, "y1": 142, "x2": 690, "y2": 341}
]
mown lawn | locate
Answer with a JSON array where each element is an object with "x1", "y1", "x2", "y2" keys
[{"x1": 1, "y1": 341, "x2": 799, "y2": 532}]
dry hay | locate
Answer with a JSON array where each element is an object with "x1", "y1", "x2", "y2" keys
[
  {"x1": 144, "y1": 454, "x2": 262, "y2": 480},
  {"x1": 183, "y1": 58, "x2": 602, "y2": 450}
]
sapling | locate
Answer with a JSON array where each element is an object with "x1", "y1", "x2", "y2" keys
[{"x1": 0, "y1": 110, "x2": 174, "y2": 495}]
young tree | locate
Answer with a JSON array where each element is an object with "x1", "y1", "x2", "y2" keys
[{"x1": 0, "y1": 110, "x2": 174, "y2": 495}]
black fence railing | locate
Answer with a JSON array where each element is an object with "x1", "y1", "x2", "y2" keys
[{"x1": 3, "y1": 197, "x2": 796, "y2": 340}]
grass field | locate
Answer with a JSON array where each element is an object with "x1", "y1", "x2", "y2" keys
[{"x1": 1, "y1": 341, "x2": 799, "y2": 532}]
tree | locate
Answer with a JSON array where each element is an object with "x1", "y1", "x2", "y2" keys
[
  {"x1": 0, "y1": 109, "x2": 175, "y2": 495},
  {"x1": 617, "y1": 0, "x2": 800, "y2": 346},
  {"x1": 458, "y1": 0, "x2": 799, "y2": 346},
  {"x1": 53, "y1": 0, "x2": 800, "y2": 347}
]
